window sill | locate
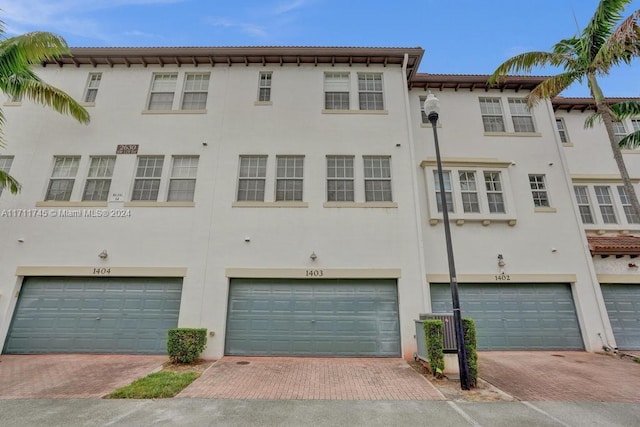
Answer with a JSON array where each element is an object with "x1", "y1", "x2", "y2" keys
[
  {"x1": 323, "y1": 201, "x2": 397, "y2": 208},
  {"x1": 621, "y1": 149, "x2": 640, "y2": 154},
  {"x1": 124, "y1": 201, "x2": 195, "y2": 207},
  {"x1": 483, "y1": 132, "x2": 542, "y2": 137},
  {"x1": 420, "y1": 123, "x2": 443, "y2": 128},
  {"x1": 322, "y1": 109, "x2": 388, "y2": 115},
  {"x1": 562, "y1": 142, "x2": 574, "y2": 147},
  {"x1": 3, "y1": 102, "x2": 21, "y2": 107},
  {"x1": 80, "y1": 102, "x2": 96, "y2": 107},
  {"x1": 429, "y1": 217, "x2": 517, "y2": 227},
  {"x1": 232, "y1": 201, "x2": 309, "y2": 208},
  {"x1": 254, "y1": 101, "x2": 273, "y2": 106},
  {"x1": 534, "y1": 207, "x2": 557, "y2": 213},
  {"x1": 585, "y1": 225, "x2": 640, "y2": 234},
  {"x1": 141, "y1": 109, "x2": 207, "y2": 115},
  {"x1": 35, "y1": 201, "x2": 108, "y2": 207}
]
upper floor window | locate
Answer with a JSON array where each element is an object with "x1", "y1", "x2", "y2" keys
[
  {"x1": 237, "y1": 155, "x2": 267, "y2": 202},
  {"x1": 508, "y1": 99, "x2": 535, "y2": 132},
  {"x1": 574, "y1": 186, "x2": 594, "y2": 224},
  {"x1": 258, "y1": 72, "x2": 272, "y2": 102},
  {"x1": 433, "y1": 171, "x2": 454, "y2": 212},
  {"x1": 529, "y1": 174, "x2": 550, "y2": 207},
  {"x1": 168, "y1": 156, "x2": 199, "y2": 202},
  {"x1": 132, "y1": 156, "x2": 164, "y2": 201},
  {"x1": 181, "y1": 73, "x2": 209, "y2": 110},
  {"x1": 594, "y1": 186, "x2": 618, "y2": 224},
  {"x1": 327, "y1": 155, "x2": 354, "y2": 202},
  {"x1": 556, "y1": 118, "x2": 569, "y2": 143},
  {"x1": 613, "y1": 121, "x2": 627, "y2": 143},
  {"x1": 484, "y1": 171, "x2": 506, "y2": 213},
  {"x1": 479, "y1": 98, "x2": 505, "y2": 132},
  {"x1": 83, "y1": 156, "x2": 115, "y2": 201},
  {"x1": 574, "y1": 183, "x2": 640, "y2": 227},
  {"x1": 83, "y1": 73, "x2": 101, "y2": 103},
  {"x1": 148, "y1": 73, "x2": 177, "y2": 110},
  {"x1": 459, "y1": 171, "x2": 480, "y2": 213},
  {"x1": 632, "y1": 119, "x2": 640, "y2": 132},
  {"x1": 324, "y1": 72, "x2": 350, "y2": 110},
  {"x1": 0, "y1": 156, "x2": 14, "y2": 197},
  {"x1": 358, "y1": 73, "x2": 384, "y2": 111},
  {"x1": 45, "y1": 156, "x2": 80, "y2": 201},
  {"x1": 617, "y1": 186, "x2": 640, "y2": 223},
  {"x1": 276, "y1": 156, "x2": 304, "y2": 201},
  {"x1": 363, "y1": 156, "x2": 392, "y2": 201}
]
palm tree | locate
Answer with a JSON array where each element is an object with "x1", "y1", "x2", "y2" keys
[
  {"x1": 586, "y1": 100, "x2": 640, "y2": 148},
  {"x1": 0, "y1": 21, "x2": 89, "y2": 194},
  {"x1": 489, "y1": 0, "x2": 640, "y2": 216}
]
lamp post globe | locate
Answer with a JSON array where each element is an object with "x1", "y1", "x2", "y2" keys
[{"x1": 423, "y1": 91, "x2": 471, "y2": 390}]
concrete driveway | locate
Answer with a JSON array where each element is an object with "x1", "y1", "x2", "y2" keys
[
  {"x1": 479, "y1": 351, "x2": 640, "y2": 402},
  {"x1": 0, "y1": 354, "x2": 166, "y2": 399},
  {"x1": 178, "y1": 357, "x2": 444, "y2": 400}
]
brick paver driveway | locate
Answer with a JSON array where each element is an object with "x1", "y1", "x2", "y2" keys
[
  {"x1": 179, "y1": 357, "x2": 443, "y2": 400},
  {"x1": 0, "y1": 354, "x2": 166, "y2": 399},
  {"x1": 479, "y1": 351, "x2": 640, "y2": 402}
]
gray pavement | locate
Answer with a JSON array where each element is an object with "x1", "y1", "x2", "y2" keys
[{"x1": 1, "y1": 399, "x2": 639, "y2": 426}]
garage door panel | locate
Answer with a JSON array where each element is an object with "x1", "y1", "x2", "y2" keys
[
  {"x1": 431, "y1": 283, "x2": 583, "y2": 350},
  {"x1": 5, "y1": 277, "x2": 182, "y2": 354},
  {"x1": 601, "y1": 284, "x2": 640, "y2": 350},
  {"x1": 225, "y1": 279, "x2": 400, "y2": 356}
]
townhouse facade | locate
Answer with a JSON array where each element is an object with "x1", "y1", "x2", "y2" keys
[{"x1": 0, "y1": 46, "x2": 637, "y2": 359}]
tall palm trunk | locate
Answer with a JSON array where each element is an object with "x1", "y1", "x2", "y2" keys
[{"x1": 588, "y1": 73, "x2": 640, "y2": 221}]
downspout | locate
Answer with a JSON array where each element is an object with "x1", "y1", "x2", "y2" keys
[
  {"x1": 401, "y1": 53, "x2": 430, "y2": 313},
  {"x1": 543, "y1": 98, "x2": 617, "y2": 351}
]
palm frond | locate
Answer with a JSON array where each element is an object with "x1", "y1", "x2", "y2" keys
[
  {"x1": 527, "y1": 72, "x2": 581, "y2": 107},
  {"x1": 0, "y1": 169, "x2": 20, "y2": 194},
  {"x1": 0, "y1": 32, "x2": 70, "y2": 71},
  {"x1": 583, "y1": 100, "x2": 640, "y2": 128},
  {"x1": 20, "y1": 78, "x2": 90, "y2": 123},
  {"x1": 583, "y1": 0, "x2": 631, "y2": 61},
  {"x1": 619, "y1": 130, "x2": 640, "y2": 149},
  {"x1": 488, "y1": 51, "x2": 571, "y2": 84},
  {"x1": 594, "y1": 10, "x2": 640, "y2": 72},
  {"x1": 584, "y1": 112, "x2": 601, "y2": 128}
]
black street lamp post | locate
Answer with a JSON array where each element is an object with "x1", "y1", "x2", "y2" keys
[{"x1": 423, "y1": 92, "x2": 471, "y2": 390}]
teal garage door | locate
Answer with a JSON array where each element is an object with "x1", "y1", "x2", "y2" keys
[
  {"x1": 601, "y1": 284, "x2": 640, "y2": 350},
  {"x1": 4, "y1": 277, "x2": 182, "y2": 354},
  {"x1": 225, "y1": 279, "x2": 400, "y2": 356},
  {"x1": 431, "y1": 283, "x2": 583, "y2": 350}
]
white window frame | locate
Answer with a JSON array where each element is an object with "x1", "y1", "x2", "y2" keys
[
  {"x1": 613, "y1": 121, "x2": 627, "y2": 143},
  {"x1": 529, "y1": 174, "x2": 550, "y2": 208},
  {"x1": 45, "y1": 156, "x2": 80, "y2": 201},
  {"x1": 83, "y1": 73, "x2": 102, "y2": 103},
  {"x1": 257, "y1": 72, "x2": 272, "y2": 102},
  {"x1": 324, "y1": 72, "x2": 350, "y2": 110},
  {"x1": 275, "y1": 155, "x2": 304, "y2": 202},
  {"x1": 82, "y1": 156, "x2": 115, "y2": 201},
  {"x1": 459, "y1": 171, "x2": 480, "y2": 213},
  {"x1": 358, "y1": 73, "x2": 384, "y2": 111},
  {"x1": 556, "y1": 118, "x2": 569, "y2": 143},
  {"x1": 0, "y1": 155, "x2": 14, "y2": 197},
  {"x1": 147, "y1": 73, "x2": 177, "y2": 110},
  {"x1": 632, "y1": 119, "x2": 640, "y2": 132},
  {"x1": 617, "y1": 186, "x2": 639, "y2": 224},
  {"x1": 168, "y1": 156, "x2": 199, "y2": 202},
  {"x1": 237, "y1": 155, "x2": 268, "y2": 202},
  {"x1": 572, "y1": 183, "x2": 640, "y2": 229},
  {"x1": 363, "y1": 155, "x2": 392, "y2": 202},
  {"x1": 508, "y1": 98, "x2": 536, "y2": 133},
  {"x1": 327, "y1": 155, "x2": 355, "y2": 202},
  {"x1": 479, "y1": 97, "x2": 506, "y2": 132},
  {"x1": 424, "y1": 163, "x2": 515, "y2": 224},
  {"x1": 180, "y1": 73, "x2": 210, "y2": 110},
  {"x1": 433, "y1": 170, "x2": 454, "y2": 213},
  {"x1": 573, "y1": 186, "x2": 594, "y2": 224},
  {"x1": 131, "y1": 156, "x2": 164, "y2": 201}
]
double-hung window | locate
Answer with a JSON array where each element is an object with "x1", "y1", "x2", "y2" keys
[
  {"x1": 0, "y1": 156, "x2": 14, "y2": 197},
  {"x1": 508, "y1": 99, "x2": 535, "y2": 132},
  {"x1": 459, "y1": 171, "x2": 480, "y2": 213},
  {"x1": 258, "y1": 72, "x2": 272, "y2": 102},
  {"x1": 83, "y1": 156, "x2": 115, "y2": 201},
  {"x1": 479, "y1": 98, "x2": 505, "y2": 132},
  {"x1": 148, "y1": 73, "x2": 177, "y2": 110},
  {"x1": 573, "y1": 186, "x2": 594, "y2": 224},
  {"x1": 237, "y1": 156, "x2": 267, "y2": 202},
  {"x1": 324, "y1": 72, "x2": 350, "y2": 110},
  {"x1": 484, "y1": 172, "x2": 506, "y2": 213},
  {"x1": 556, "y1": 118, "x2": 569, "y2": 143},
  {"x1": 132, "y1": 156, "x2": 164, "y2": 201},
  {"x1": 363, "y1": 156, "x2": 392, "y2": 201},
  {"x1": 83, "y1": 73, "x2": 101, "y2": 103},
  {"x1": 594, "y1": 186, "x2": 618, "y2": 224},
  {"x1": 617, "y1": 186, "x2": 639, "y2": 223},
  {"x1": 613, "y1": 122, "x2": 627, "y2": 143},
  {"x1": 632, "y1": 119, "x2": 640, "y2": 132},
  {"x1": 529, "y1": 174, "x2": 550, "y2": 207},
  {"x1": 168, "y1": 156, "x2": 199, "y2": 201},
  {"x1": 46, "y1": 156, "x2": 80, "y2": 201},
  {"x1": 276, "y1": 156, "x2": 304, "y2": 201},
  {"x1": 358, "y1": 73, "x2": 384, "y2": 110},
  {"x1": 433, "y1": 171, "x2": 454, "y2": 212},
  {"x1": 181, "y1": 73, "x2": 209, "y2": 110},
  {"x1": 573, "y1": 184, "x2": 640, "y2": 227},
  {"x1": 327, "y1": 156, "x2": 354, "y2": 202}
]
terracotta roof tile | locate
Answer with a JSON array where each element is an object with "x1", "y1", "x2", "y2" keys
[{"x1": 587, "y1": 235, "x2": 640, "y2": 255}]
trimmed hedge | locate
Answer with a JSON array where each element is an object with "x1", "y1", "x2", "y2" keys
[
  {"x1": 167, "y1": 328, "x2": 207, "y2": 364},
  {"x1": 423, "y1": 319, "x2": 444, "y2": 376},
  {"x1": 462, "y1": 318, "x2": 478, "y2": 388}
]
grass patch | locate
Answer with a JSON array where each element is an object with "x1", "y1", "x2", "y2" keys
[{"x1": 106, "y1": 371, "x2": 200, "y2": 399}]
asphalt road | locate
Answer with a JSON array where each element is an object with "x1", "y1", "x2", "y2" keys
[{"x1": 1, "y1": 399, "x2": 639, "y2": 426}]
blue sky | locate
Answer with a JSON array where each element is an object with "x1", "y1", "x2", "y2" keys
[{"x1": 1, "y1": 0, "x2": 638, "y2": 97}]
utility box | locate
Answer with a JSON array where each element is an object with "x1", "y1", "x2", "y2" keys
[{"x1": 418, "y1": 313, "x2": 457, "y2": 352}]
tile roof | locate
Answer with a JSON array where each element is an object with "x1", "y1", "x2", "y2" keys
[{"x1": 587, "y1": 235, "x2": 640, "y2": 255}]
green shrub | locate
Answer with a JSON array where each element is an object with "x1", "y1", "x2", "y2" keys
[
  {"x1": 423, "y1": 319, "x2": 444, "y2": 376},
  {"x1": 462, "y1": 318, "x2": 478, "y2": 388},
  {"x1": 167, "y1": 328, "x2": 207, "y2": 364}
]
